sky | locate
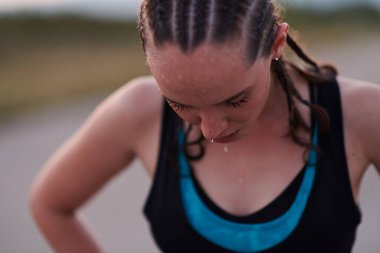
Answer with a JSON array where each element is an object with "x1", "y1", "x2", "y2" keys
[{"x1": 0, "y1": 0, "x2": 379, "y2": 19}]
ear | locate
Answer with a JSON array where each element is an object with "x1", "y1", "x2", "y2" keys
[{"x1": 272, "y1": 23, "x2": 289, "y2": 60}]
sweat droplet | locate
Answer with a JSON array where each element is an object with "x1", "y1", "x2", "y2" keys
[{"x1": 224, "y1": 145, "x2": 228, "y2": 153}]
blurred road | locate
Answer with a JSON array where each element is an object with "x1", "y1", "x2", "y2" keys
[{"x1": 0, "y1": 36, "x2": 379, "y2": 252}]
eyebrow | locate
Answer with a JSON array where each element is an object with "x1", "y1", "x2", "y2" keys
[{"x1": 163, "y1": 86, "x2": 251, "y2": 107}]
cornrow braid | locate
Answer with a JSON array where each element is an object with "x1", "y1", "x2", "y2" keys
[
  {"x1": 272, "y1": 58, "x2": 310, "y2": 145},
  {"x1": 212, "y1": 0, "x2": 250, "y2": 42},
  {"x1": 175, "y1": 0, "x2": 192, "y2": 51},
  {"x1": 272, "y1": 56, "x2": 330, "y2": 154},
  {"x1": 286, "y1": 34, "x2": 320, "y2": 71},
  {"x1": 245, "y1": 0, "x2": 277, "y2": 63},
  {"x1": 281, "y1": 61, "x2": 330, "y2": 134},
  {"x1": 191, "y1": 0, "x2": 210, "y2": 48},
  {"x1": 184, "y1": 124, "x2": 205, "y2": 160},
  {"x1": 285, "y1": 34, "x2": 337, "y2": 83},
  {"x1": 146, "y1": 0, "x2": 174, "y2": 46},
  {"x1": 138, "y1": 1, "x2": 148, "y2": 52}
]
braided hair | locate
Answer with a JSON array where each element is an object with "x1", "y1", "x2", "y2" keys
[{"x1": 138, "y1": 0, "x2": 334, "y2": 159}]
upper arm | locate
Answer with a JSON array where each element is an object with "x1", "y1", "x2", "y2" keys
[
  {"x1": 340, "y1": 76, "x2": 380, "y2": 174},
  {"x1": 29, "y1": 76, "x2": 161, "y2": 213}
]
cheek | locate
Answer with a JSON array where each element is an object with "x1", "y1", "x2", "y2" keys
[
  {"x1": 230, "y1": 86, "x2": 270, "y2": 124},
  {"x1": 251, "y1": 86, "x2": 270, "y2": 112}
]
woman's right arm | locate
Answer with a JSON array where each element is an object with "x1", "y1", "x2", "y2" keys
[{"x1": 28, "y1": 77, "x2": 159, "y2": 253}]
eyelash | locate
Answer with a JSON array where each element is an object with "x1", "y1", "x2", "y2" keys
[
  {"x1": 226, "y1": 97, "x2": 249, "y2": 108},
  {"x1": 168, "y1": 96, "x2": 249, "y2": 111},
  {"x1": 171, "y1": 103, "x2": 187, "y2": 111}
]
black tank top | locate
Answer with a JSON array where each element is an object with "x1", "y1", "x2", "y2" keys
[{"x1": 143, "y1": 79, "x2": 362, "y2": 252}]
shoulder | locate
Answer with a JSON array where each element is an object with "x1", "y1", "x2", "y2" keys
[
  {"x1": 88, "y1": 75, "x2": 163, "y2": 153},
  {"x1": 338, "y1": 76, "x2": 380, "y2": 126},
  {"x1": 108, "y1": 75, "x2": 162, "y2": 123},
  {"x1": 338, "y1": 76, "x2": 380, "y2": 104},
  {"x1": 337, "y1": 76, "x2": 380, "y2": 168}
]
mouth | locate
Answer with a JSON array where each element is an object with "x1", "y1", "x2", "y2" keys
[{"x1": 214, "y1": 130, "x2": 240, "y2": 143}]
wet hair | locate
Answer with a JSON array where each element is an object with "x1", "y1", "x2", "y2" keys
[{"x1": 138, "y1": 0, "x2": 335, "y2": 159}]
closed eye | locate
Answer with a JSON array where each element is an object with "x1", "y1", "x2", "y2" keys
[
  {"x1": 163, "y1": 86, "x2": 251, "y2": 111},
  {"x1": 168, "y1": 101, "x2": 187, "y2": 111},
  {"x1": 167, "y1": 97, "x2": 249, "y2": 111},
  {"x1": 225, "y1": 96, "x2": 249, "y2": 108}
]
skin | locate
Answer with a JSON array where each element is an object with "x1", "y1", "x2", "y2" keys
[
  {"x1": 28, "y1": 22, "x2": 380, "y2": 251},
  {"x1": 149, "y1": 44, "x2": 274, "y2": 142}
]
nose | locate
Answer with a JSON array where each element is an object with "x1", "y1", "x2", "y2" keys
[{"x1": 199, "y1": 111, "x2": 228, "y2": 141}]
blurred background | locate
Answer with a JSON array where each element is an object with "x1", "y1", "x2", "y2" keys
[{"x1": 0, "y1": 0, "x2": 379, "y2": 252}]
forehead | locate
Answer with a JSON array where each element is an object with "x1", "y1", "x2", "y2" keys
[
  {"x1": 148, "y1": 43, "x2": 246, "y2": 85},
  {"x1": 147, "y1": 43, "x2": 266, "y2": 104}
]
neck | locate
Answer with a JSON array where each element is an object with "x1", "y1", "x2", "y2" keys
[{"x1": 255, "y1": 66, "x2": 290, "y2": 131}]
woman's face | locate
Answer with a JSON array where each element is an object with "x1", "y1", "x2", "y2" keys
[{"x1": 147, "y1": 43, "x2": 274, "y2": 143}]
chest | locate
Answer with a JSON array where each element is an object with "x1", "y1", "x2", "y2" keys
[{"x1": 188, "y1": 133, "x2": 308, "y2": 216}]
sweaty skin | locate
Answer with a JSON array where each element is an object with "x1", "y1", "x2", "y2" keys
[{"x1": 28, "y1": 22, "x2": 380, "y2": 252}]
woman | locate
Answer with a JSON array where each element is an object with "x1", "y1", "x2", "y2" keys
[{"x1": 29, "y1": 0, "x2": 380, "y2": 252}]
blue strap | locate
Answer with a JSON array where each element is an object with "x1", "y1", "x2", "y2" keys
[{"x1": 178, "y1": 125, "x2": 318, "y2": 252}]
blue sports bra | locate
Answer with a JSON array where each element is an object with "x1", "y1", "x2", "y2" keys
[{"x1": 177, "y1": 123, "x2": 318, "y2": 252}]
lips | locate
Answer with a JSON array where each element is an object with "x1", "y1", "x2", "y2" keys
[{"x1": 214, "y1": 130, "x2": 239, "y2": 143}]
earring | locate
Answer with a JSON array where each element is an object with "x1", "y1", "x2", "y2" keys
[{"x1": 275, "y1": 57, "x2": 279, "y2": 61}]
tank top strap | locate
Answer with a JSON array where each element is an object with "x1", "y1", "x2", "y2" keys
[
  {"x1": 143, "y1": 100, "x2": 182, "y2": 220},
  {"x1": 313, "y1": 78, "x2": 362, "y2": 221}
]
